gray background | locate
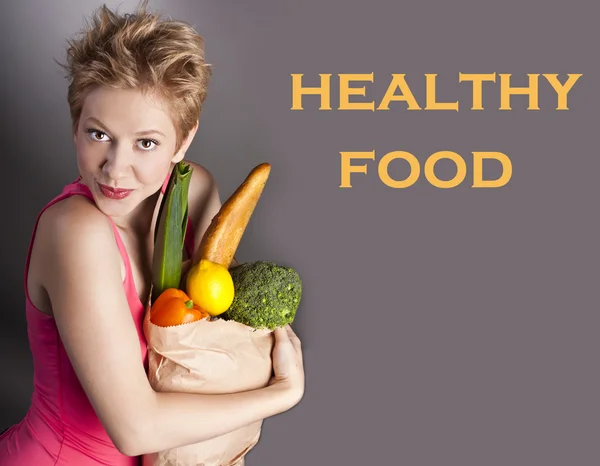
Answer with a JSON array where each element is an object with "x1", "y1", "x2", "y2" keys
[{"x1": 1, "y1": 1, "x2": 598, "y2": 465}]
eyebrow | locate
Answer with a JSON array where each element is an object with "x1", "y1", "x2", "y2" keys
[{"x1": 84, "y1": 117, "x2": 166, "y2": 138}]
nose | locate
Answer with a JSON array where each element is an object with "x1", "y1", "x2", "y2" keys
[{"x1": 102, "y1": 142, "x2": 133, "y2": 181}]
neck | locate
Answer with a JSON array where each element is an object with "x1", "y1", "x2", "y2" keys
[{"x1": 112, "y1": 190, "x2": 161, "y2": 237}]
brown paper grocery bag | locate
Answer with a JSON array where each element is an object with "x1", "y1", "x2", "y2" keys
[{"x1": 142, "y1": 292, "x2": 274, "y2": 466}]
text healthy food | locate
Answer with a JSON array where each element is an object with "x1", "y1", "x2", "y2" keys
[{"x1": 149, "y1": 161, "x2": 302, "y2": 329}]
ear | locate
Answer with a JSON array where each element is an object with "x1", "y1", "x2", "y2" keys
[{"x1": 171, "y1": 121, "x2": 199, "y2": 163}]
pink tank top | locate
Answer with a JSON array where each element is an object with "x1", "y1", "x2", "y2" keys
[{"x1": 0, "y1": 176, "x2": 195, "y2": 465}]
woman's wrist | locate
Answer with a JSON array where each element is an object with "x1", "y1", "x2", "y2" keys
[{"x1": 263, "y1": 382, "x2": 304, "y2": 414}]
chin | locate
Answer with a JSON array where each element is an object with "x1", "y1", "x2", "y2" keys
[
  {"x1": 93, "y1": 197, "x2": 139, "y2": 218},
  {"x1": 90, "y1": 187, "x2": 141, "y2": 217}
]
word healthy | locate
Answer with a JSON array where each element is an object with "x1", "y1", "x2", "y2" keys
[{"x1": 290, "y1": 72, "x2": 582, "y2": 188}]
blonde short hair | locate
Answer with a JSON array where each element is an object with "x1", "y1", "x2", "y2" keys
[{"x1": 61, "y1": 0, "x2": 212, "y2": 151}]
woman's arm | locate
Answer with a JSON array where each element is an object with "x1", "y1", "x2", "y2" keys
[{"x1": 38, "y1": 197, "x2": 303, "y2": 457}]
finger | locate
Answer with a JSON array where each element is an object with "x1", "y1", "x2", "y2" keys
[
  {"x1": 285, "y1": 325, "x2": 303, "y2": 354},
  {"x1": 273, "y1": 326, "x2": 290, "y2": 342},
  {"x1": 285, "y1": 324, "x2": 299, "y2": 342}
]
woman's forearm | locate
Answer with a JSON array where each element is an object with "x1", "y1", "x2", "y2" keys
[{"x1": 129, "y1": 384, "x2": 294, "y2": 456}]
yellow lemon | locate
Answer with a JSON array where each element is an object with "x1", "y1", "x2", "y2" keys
[{"x1": 185, "y1": 259, "x2": 235, "y2": 316}]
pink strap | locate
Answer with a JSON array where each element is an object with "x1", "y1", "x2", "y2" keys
[
  {"x1": 107, "y1": 223, "x2": 138, "y2": 299},
  {"x1": 71, "y1": 185, "x2": 137, "y2": 297},
  {"x1": 75, "y1": 184, "x2": 138, "y2": 298},
  {"x1": 161, "y1": 173, "x2": 169, "y2": 194}
]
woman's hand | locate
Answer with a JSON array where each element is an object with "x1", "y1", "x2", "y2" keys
[{"x1": 269, "y1": 325, "x2": 305, "y2": 408}]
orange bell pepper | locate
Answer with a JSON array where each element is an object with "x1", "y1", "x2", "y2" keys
[{"x1": 150, "y1": 288, "x2": 209, "y2": 327}]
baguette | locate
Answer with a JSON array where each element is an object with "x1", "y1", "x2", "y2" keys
[{"x1": 194, "y1": 163, "x2": 271, "y2": 267}]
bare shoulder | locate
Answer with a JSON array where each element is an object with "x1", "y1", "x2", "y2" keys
[
  {"x1": 28, "y1": 195, "x2": 121, "y2": 314},
  {"x1": 37, "y1": 195, "x2": 116, "y2": 254},
  {"x1": 41, "y1": 193, "x2": 106, "y2": 227},
  {"x1": 186, "y1": 160, "x2": 219, "y2": 199},
  {"x1": 184, "y1": 160, "x2": 223, "y2": 250}
]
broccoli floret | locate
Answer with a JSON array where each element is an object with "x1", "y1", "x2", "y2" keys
[{"x1": 221, "y1": 261, "x2": 302, "y2": 330}]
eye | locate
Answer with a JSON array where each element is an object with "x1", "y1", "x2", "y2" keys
[
  {"x1": 86, "y1": 128, "x2": 110, "y2": 142},
  {"x1": 137, "y1": 138, "x2": 159, "y2": 151}
]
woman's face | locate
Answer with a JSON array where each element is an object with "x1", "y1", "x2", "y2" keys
[{"x1": 74, "y1": 86, "x2": 193, "y2": 219}]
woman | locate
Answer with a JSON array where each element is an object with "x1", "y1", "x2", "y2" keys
[{"x1": 0, "y1": 2, "x2": 304, "y2": 465}]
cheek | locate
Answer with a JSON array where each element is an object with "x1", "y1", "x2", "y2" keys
[
  {"x1": 75, "y1": 138, "x2": 103, "y2": 169},
  {"x1": 135, "y1": 153, "x2": 174, "y2": 186}
]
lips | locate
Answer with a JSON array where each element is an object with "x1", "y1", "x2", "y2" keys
[{"x1": 97, "y1": 183, "x2": 134, "y2": 200}]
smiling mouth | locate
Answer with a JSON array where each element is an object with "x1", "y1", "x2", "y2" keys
[{"x1": 97, "y1": 183, "x2": 134, "y2": 200}]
